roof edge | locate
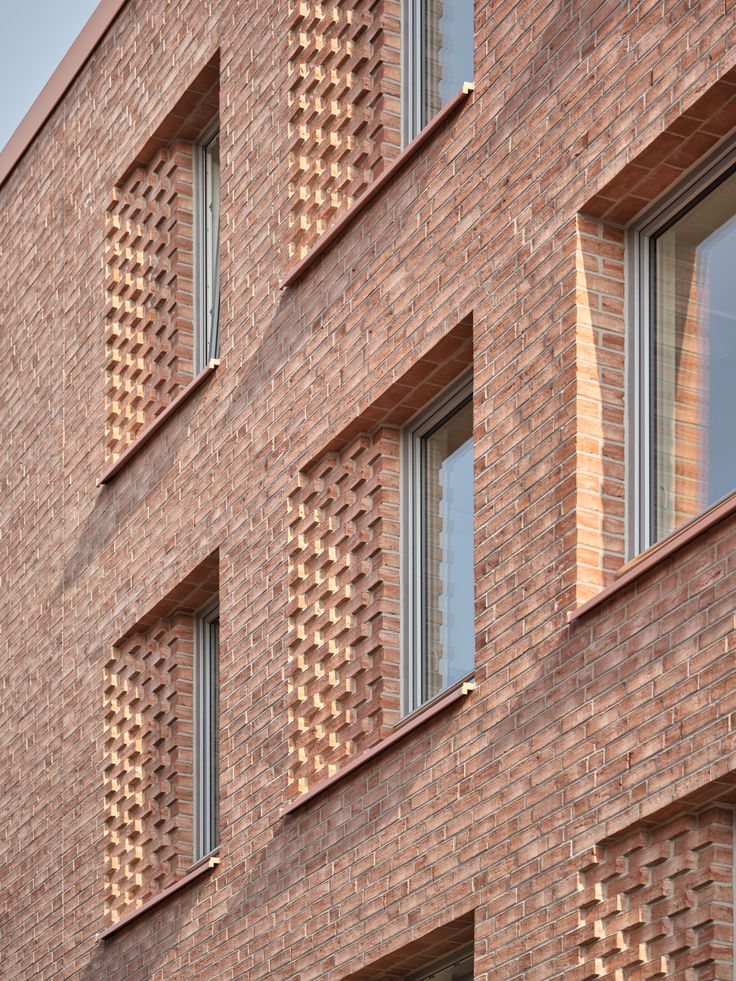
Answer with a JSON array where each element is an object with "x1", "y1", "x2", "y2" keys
[{"x1": 0, "y1": 0, "x2": 130, "y2": 191}]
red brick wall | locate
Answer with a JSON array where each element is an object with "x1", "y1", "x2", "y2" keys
[
  {"x1": 572, "y1": 214, "x2": 626, "y2": 602},
  {"x1": 105, "y1": 147, "x2": 195, "y2": 462},
  {"x1": 4, "y1": 1, "x2": 736, "y2": 980},
  {"x1": 103, "y1": 56, "x2": 219, "y2": 463},
  {"x1": 573, "y1": 807, "x2": 734, "y2": 979},
  {"x1": 104, "y1": 612, "x2": 195, "y2": 921},
  {"x1": 286, "y1": 427, "x2": 401, "y2": 795},
  {"x1": 286, "y1": 0, "x2": 401, "y2": 260}
]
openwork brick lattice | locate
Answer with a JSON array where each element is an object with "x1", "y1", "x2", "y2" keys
[
  {"x1": 104, "y1": 145, "x2": 195, "y2": 463},
  {"x1": 103, "y1": 614, "x2": 194, "y2": 922},
  {"x1": 572, "y1": 808, "x2": 735, "y2": 980},
  {"x1": 286, "y1": 0, "x2": 401, "y2": 260},
  {"x1": 286, "y1": 428, "x2": 401, "y2": 795}
]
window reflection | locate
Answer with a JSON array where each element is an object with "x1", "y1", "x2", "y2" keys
[
  {"x1": 203, "y1": 130, "x2": 220, "y2": 364},
  {"x1": 421, "y1": 398, "x2": 474, "y2": 703},
  {"x1": 422, "y1": 0, "x2": 474, "y2": 126},
  {"x1": 651, "y1": 169, "x2": 736, "y2": 542}
]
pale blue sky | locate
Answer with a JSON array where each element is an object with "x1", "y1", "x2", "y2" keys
[{"x1": 0, "y1": 0, "x2": 100, "y2": 151}]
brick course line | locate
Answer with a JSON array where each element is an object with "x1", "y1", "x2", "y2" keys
[
  {"x1": 280, "y1": 83, "x2": 474, "y2": 289},
  {"x1": 568, "y1": 488, "x2": 736, "y2": 622},
  {"x1": 98, "y1": 362, "x2": 218, "y2": 485},
  {"x1": 98, "y1": 851, "x2": 220, "y2": 942},
  {"x1": 281, "y1": 677, "x2": 475, "y2": 817}
]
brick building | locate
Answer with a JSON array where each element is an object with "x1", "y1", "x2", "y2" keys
[{"x1": 3, "y1": 0, "x2": 736, "y2": 977}]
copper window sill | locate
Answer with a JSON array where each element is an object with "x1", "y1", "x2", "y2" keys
[
  {"x1": 280, "y1": 675, "x2": 476, "y2": 818},
  {"x1": 98, "y1": 850, "x2": 220, "y2": 941},
  {"x1": 97, "y1": 360, "x2": 218, "y2": 486},
  {"x1": 280, "y1": 83, "x2": 475, "y2": 290},
  {"x1": 568, "y1": 489, "x2": 736, "y2": 622}
]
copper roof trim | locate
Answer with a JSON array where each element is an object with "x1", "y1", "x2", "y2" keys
[{"x1": 0, "y1": 0, "x2": 130, "y2": 190}]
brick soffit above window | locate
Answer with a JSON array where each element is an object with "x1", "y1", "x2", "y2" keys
[
  {"x1": 583, "y1": 68, "x2": 736, "y2": 225},
  {"x1": 568, "y1": 66, "x2": 736, "y2": 620}
]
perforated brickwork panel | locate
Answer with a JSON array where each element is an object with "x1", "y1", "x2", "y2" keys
[
  {"x1": 103, "y1": 614, "x2": 194, "y2": 922},
  {"x1": 286, "y1": 428, "x2": 401, "y2": 795},
  {"x1": 286, "y1": 0, "x2": 401, "y2": 260},
  {"x1": 572, "y1": 808, "x2": 734, "y2": 980},
  {"x1": 104, "y1": 145, "x2": 194, "y2": 463}
]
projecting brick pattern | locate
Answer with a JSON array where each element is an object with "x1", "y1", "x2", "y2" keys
[
  {"x1": 572, "y1": 215, "x2": 626, "y2": 604},
  {"x1": 286, "y1": 428, "x2": 401, "y2": 795},
  {"x1": 286, "y1": 0, "x2": 401, "y2": 260},
  {"x1": 103, "y1": 614, "x2": 194, "y2": 923},
  {"x1": 573, "y1": 808, "x2": 735, "y2": 981},
  {"x1": 104, "y1": 145, "x2": 194, "y2": 464}
]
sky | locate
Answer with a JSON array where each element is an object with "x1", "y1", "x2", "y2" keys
[{"x1": 0, "y1": 0, "x2": 100, "y2": 153}]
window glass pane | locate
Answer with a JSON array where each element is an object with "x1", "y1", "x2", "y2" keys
[
  {"x1": 195, "y1": 610, "x2": 219, "y2": 859},
  {"x1": 203, "y1": 131, "x2": 220, "y2": 362},
  {"x1": 422, "y1": 0, "x2": 474, "y2": 125},
  {"x1": 414, "y1": 953, "x2": 473, "y2": 981},
  {"x1": 209, "y1": 616, "x2": 219, "y2": 850},
  {"x1": 651, "y1": 169, "x2": 736, "y2": 543},
  {"x1": 421, "y1": 399, "x2": 474, "y2": 703}
]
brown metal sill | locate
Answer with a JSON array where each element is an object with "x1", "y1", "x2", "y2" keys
[
  {"x1": 98, "y1": 850, "x2": 220, "y2": 941},
  {"x1": 568, "y1": 488, "x2": 736, "y2": 622},
  {"x1": 280, "y1": 675, "x2": 476, "y2": 818},
  {"x1": 280, "y1": 83, "x2": 475, "y2": 290},
  {"x1": 97, "y1": 360, "x2": 218, "y2": 486}
]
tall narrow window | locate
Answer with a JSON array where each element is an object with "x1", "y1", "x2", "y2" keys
[
  {"x1": 195, "y1": 122, "x2": 221, "y2": 369},
  {"x1": 403, "y1": 0, "x2": 474, "y2": 143},
  {"x1": 194, "y1": 601, "x2": 219, "y2": 859},
  {"x1": 404, "y1": 377, "x2": 474, "y2": 713},
  {"x1": 635, "y1": 153, "x2": 736, "y2": 551}
]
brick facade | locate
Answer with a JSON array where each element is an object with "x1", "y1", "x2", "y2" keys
[
  {"x1": 104, "y1": 612, "x2": 195, "y2": 921},
  {"x1": 286, "y1": 427, "x2": 401, "y2": 795},
  {"x1": 286, "y1": 0, "x2": 401, "y2": 260},
  {"x1": 5, "y1": 1, "x2": 736, "y2": 979},
  {"x1": 103, "y1": 56, "x2": 219, "y2": 463},
  {"x1": 573, "y1": 807, "x2": 735, "y2": 979}
]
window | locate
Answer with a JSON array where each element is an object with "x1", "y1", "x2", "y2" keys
[
  {"x1": 406, "y1": 947, "x2": 474, "y2": 981},
  {"x1": 195, "y1": 122, "x2": 221, "y2": 370},
  {"x1": 194, "y1": 601, "x2": 219, "y2": 859},
  {"x1": 403, "y1": 376, "x2": 474, "y2": 714},
  {"x1": 633, "y1": 146, "x2": 736, "y2": 552},
  {"x1": 403, "y1": 0, "x2": 474, "y2": 143}
]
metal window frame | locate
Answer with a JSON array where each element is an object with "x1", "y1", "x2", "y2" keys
[
  {"x1": 401, "y1": 371, "x2": 473, "y2": 716},
  {"x1": 194, "y1": 119, "x2": 221, "y2": 371},
  {"x1": 404, "y1": 944, "x2": 474, "y2": 981},
  {"x1": 401, "y1": 0, "x2": 424, "y2": 146},
  {"x1": 401, "y1": 0, "x2": 475, "y2": 146},
  {"x1": 194, "y1": 598, "x2": 219, "y2": 861},
  {"x1": 628, "y1": 133, "x2": 736, "y2": 557}
]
